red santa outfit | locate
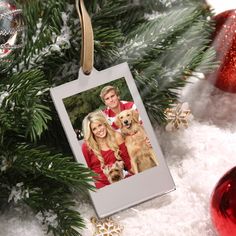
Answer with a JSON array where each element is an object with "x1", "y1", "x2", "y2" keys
[
  {"x1": 82, "y1": 142, "x2": 132, "y2": 189},
  {"x1": 103, "y1": 101, "x2": 137, "y2": 129}
]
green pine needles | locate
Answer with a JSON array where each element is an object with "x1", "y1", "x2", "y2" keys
[{"x1": 0, "y1": 0, "x2": 216, "y2": 235}]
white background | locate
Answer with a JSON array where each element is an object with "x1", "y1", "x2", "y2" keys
[{"x1": 207, "y1": 0, "x2": 236, "y2": 14}]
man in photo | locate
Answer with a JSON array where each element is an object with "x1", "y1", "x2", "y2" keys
[
  {"x1": 100, "y1": 85, "x2": 138, "y2": 129},
  {"x1": 100, "y1": 85, "x2": 156, "y2": 173}
]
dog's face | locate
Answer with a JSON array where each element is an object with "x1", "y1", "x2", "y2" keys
[
  {"x1": 115, "y1": 109, "x2": 139, "y2": 129},
  {"x1": 103, "y1": 161, "x2": 124, "y2": 183}
]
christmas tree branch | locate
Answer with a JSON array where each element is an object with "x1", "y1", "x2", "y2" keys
[
  {"x1": 22, "y1": 0, "x2": 66, "y2": 69},
  {"x1": 122, "y1": 5, "x2": 212, "y2": 66},
  {"x1": 13, "y1": 145, "x2": 96, "y2": 191},
  {"x1": 0, "y1": 143, "x2": 95, "y2": 234},
  {"x1": 0, "y1": 69, "x2": 50, "y2": 142},
  {"x1": 3, "y1": 181, "x2": 85, "y2": 236}
]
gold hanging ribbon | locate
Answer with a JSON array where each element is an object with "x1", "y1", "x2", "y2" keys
[{"x1": 75, "y1": 0, "x2": 94, "y2": 74}]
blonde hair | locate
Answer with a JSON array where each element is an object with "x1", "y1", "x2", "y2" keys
[
  {"x1": 99, "y1": 85, "x2": 120, "y2": 102},
  {"x1": 82, "y1": 110, "x2": 121, "y2": 167}
]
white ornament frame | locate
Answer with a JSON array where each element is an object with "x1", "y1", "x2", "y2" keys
[{"x1": 50, "y1": 62, "x2": 175, "y2": 218}]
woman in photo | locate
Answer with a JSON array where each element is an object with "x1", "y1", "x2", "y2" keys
[{"x1": 82, "y1": 110, "x2": 133, "y2": 189}]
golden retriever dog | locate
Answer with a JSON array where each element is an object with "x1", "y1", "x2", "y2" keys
[
  {"x1": 103, "y1": 161, "x2": 125, "y2": 183},
  {"x1": 115, "y1": 109, "x2": 158, "y2": 174}
]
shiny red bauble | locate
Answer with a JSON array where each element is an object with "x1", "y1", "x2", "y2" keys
[
  {"x1": 207, "y1": 10, "x2": 236, "y2": 93},
  {"x1": 210, "y1": 167, "x2": 236, "y2": 236}
]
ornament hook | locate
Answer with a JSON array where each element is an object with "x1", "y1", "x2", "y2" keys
[{"x1": 75, "y1": 0, "x2": 94, "y2": 75}]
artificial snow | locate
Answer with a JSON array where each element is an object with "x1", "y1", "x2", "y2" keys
[
  {"x1": 79, "y1": 78, "x2": 236, "y2": 236},
  {"x1": 8, "y1": 183, "x2": 29, "y2": 203},
  {"x1": 0, "y1": 207, "x2": 45, "y2": 236},
  {"x1": 1, "y1": 75, "x2": 236, "y2": 236}
]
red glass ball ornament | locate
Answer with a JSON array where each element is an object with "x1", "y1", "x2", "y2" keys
[
  {"x1": 210, "y1": 167, "x2": 236, "y2": 236},
  {"x1": 207, "y1": 9, "x2": 236, "y2": 93}
]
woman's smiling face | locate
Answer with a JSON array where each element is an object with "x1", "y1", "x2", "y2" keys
[{"x1": 90, "y1": 121, "x2": 107, "y2": 139}]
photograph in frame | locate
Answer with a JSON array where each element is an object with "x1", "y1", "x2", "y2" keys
[
  {"x1": 63, "y1": 77, "x2": 159, "y2": 189},
  {"x1": 50, "y1": 62, "x2": 175, "y2": 218}
]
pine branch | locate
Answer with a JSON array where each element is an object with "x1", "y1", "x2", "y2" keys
[
  {"x1": 13, "y1": 145, "x2": 96, "y2": 191},
  {"x1": 21, "y1": 0, "x2": 66, "y2": 69},
  {"x1": 23, "y1": 185, "x2": 85, "y2": 236},
  {"x1": 0, "y1": 143, "x2": 95, "y2": 235},
  {"x1": 122, "y1": 5, "x2": 210, "y2": 66},
  {"x1": 117, "y1": 4, "x2": 216, "y2": 124},
  {"x1": 0, "y1": 69, "x2": 50, "y2": 142},
  {"x1": 90, "y1": 0, "x2": 146, "y2": 34},
  {"x1": 135, "y1": 72, "x2": 187, "y2": 124},
  {"x1": 94, "y1": 27, "x2": 124, "y2": 68},
  {"x1": 0, "y1": 182, "x2": 10, "y2": 209}
]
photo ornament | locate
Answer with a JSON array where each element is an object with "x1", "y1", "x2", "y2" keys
[{"x1": 50, "y1": 62, "x2": 175, "y2": 218}]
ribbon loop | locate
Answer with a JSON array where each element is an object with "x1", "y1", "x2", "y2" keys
[{"x1": 76, "y1": 0, "x2": 94, "y2": 75}]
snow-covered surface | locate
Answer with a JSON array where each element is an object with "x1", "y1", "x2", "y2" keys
[
  {"x1": 0, "y1": 208, "x2": 45, "y2": 236},
  {"x1": 2, "y1": 71, "x2": 236, "y2": 236},
  {"x1": 1, "y1": 1, "x2": 236, "y2": 235},
  {"x1": 78, "y1": 77, "x2": 236, "y2": 236}
]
